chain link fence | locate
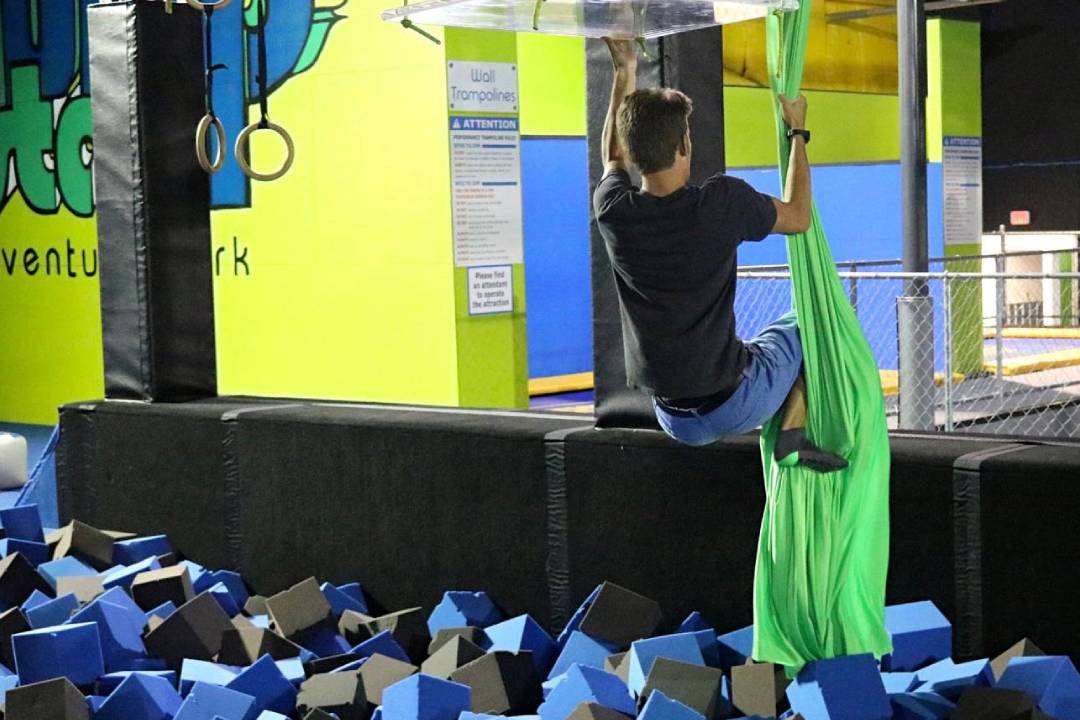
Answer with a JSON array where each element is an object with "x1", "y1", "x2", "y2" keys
[{"x1": 736, "y1": 255, "x2": 1080, "y2": 440}]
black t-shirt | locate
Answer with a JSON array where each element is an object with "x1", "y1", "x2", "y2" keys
[{"x1": 593, "y1": 169, "x2": 778, "y2": 400}]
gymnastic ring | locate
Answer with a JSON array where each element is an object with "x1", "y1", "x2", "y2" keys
[
  {"x1": 195, "y1": 114, "x2": 226, "y2": 174},
  {"x1": 235, "y1": 120, "x2": 295, "y2": 182},
  {"x1": 186, "y1": 0, "x2": 233, "y2": 11}
]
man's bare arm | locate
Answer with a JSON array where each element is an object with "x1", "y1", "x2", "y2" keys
[
  {"x1": 601, "y1": 38, "x2": 637, "y2": 174},
  {"x1": 771, "y1": 94, "x2": 812, "y2": 235}
]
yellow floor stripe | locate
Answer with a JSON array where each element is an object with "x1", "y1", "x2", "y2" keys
[
  {"x1": 982, "y1": 348, "x2": 1080, "y2": 376},
  {"x1": 983, "y1": 327, "x2": 1080, "y2": 340},
  {"x1": 528, "y1": 372, "x2": 594, "y2": 397},
  {"x1": 879, "y1": 369, "x2": 965, "y2": 397}
]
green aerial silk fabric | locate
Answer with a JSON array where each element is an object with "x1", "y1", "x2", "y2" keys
[{"x1": 752, "y1": 0, "x2": 893, "y2": 675}]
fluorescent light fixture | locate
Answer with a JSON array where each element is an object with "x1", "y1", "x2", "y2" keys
[{"x1": 382, "y1": 0, "x2": 798, "y2": 39}]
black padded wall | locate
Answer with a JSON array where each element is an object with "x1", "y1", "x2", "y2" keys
[
  {"x1": 981, "y1": 0, "x2": 1080, "y2": 231},
  {"x1": 88, "y1": 1, "x2": 216, "y2": 401},
  {"x1": 586, "y1": 29, "x2": 726, "y2": 429}
]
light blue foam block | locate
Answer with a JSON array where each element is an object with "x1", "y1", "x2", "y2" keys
[
  {"x1": 628, "y1": 634, "x2": 705, "y2": 696},
  {"x1": 382, "y1": 672, "x2": 472, "y2": 720},
  {"x1": 25, "y1": 591, "x2": 78, "y2": 629},
  {"x1": 716, "y1": 626, "x2": 754, "y2": 669},
  {"x1": 96, "y1": 672, "x2": 183, "y2": 720},
  {"x1": 427, "y1": 591, "x2": 503, "y2": 635},
  {"x1": 537, "y1": 664, "x2": 636, "y2": 720},
  {"x1": 549, "y1": 631, "x2": 618, "y2": 679},
  {"x1": 175, "y1": 681, "x2": 256, "y2": 720},
  {"x1": 913, "y1": 658, "x2": 993, "y2": 700},
  {"x1": 882, "y1": 602, "x2": 951, "y2": 672},
  {"x1": 226, "y1": 653, "x2": 298, "y2": 716},
  {"x1": 639, "y1": 689, "x2": 705, "y2": 720},
  {"x1": 485, "y1": 615, "x2": 557, "y2": 675},
  {"x1": 997, "y1": 655, "x2": 1080, "y2": 718},
  {"x1": 37, "y1": 555, "x2": 97, "y2": 591}
]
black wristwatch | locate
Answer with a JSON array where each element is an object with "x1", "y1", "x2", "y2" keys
[{"x1": 787, "y1": 128, "x2": 811, "y2": 144}]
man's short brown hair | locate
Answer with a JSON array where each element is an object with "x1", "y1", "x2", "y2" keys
[{"x1": 616, "y1": 89, "x2": 693, "y2": 174}]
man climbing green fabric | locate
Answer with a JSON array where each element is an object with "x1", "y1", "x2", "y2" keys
[{"x1": 593, "y1": 39, "x2": 846, "y2": 472}]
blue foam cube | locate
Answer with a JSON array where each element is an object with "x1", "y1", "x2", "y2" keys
[
  {"x1": 96, "y1": 672, "x2": 183, "y2": 720},
  {"x1": 542, "y1": 673, "x2": 567, "y2": 699},
  {"x1": 716, "y1": 626, "x2": 754, "y2": 669},
  {"x1": 148, "y1": 601, "x2": 177, "y2": 621},
  {"x1": 997, "y1": 655, "x2": 1080, "y2": 718},
  {"x1": 913, "y1": 658, "x2": 993, "y2": 699},
  {"x1": 677, "y1": 612, "x2": 711, "y2": 634},
  {"x1": 9, "y1": 538, "x2": 50, "y2": 566},
  {"x1": 97, "y1": 670, "x2": 177, "y2": 694},
  {"x1": 13, "y1": 621, "x2": 105, "y2": 685},
  {"x1": 276, "y1": 657, "x2": 307, "y2": 686},
  {"x1": 20, "y1": 588, "x2": 50, "y2": 613},
  {"x1": 226, "y1": 654, "x2": 298, "y2": 716},
  {"x1": 181, "y1": 561, "x2": 212, "y2": 592},
  {"x1": 175, "y1": 681, "x2": 256, "y2": 720},
  {"x1": 882, "y1": 602, "x2": 952, "y2": 672},
  {"x1": 549, "y1": 631, "x2": 618, "y2": 679},
  {"x1": 113, "y1": 535, "x2": 172, "y2": 565},
  {"x1": 180, "y1": 659, "x2": 242, "y2": 695},
  {"x1": 69, "y1": 599, "x2": 147, "y2": 671},
  {"x1": 485, "y1": 615, "x2": 557, "y2": 675},
  {"x1": 255, "y1": 713, "x2": 290, "y2": 720},
  {"x1": 95, "y1": 586, "x2": 149, "y2": 631},
  {"x1": 297, "y1": 623, "x2": 351, "y2": 658},
  {"x1": 556, "y1": 585, "x2": 602, "y2": 650},
  {"x1": 209, "y1": 570, "x2": 250, "y2": 608},
  {"x1": 37, "y1": 556, "x2": 97, "y2": 590},
  {"x1": 639, "y1": 689, "x2": 705, "y2": 720},
  {"x1": 353, "y1": 629, "x2": 412, "y2": 664},
  {"x1": 336, "y1": 583, "x2": 369, "y2": 612},
  {"x1": 322, "y1": 582, "x2": 368, "y2": 618},
  {"x1": 25, "y1": 591, "x2": 79, "y2": 629},
  {"x1": 103, "y1": 556, "x2": 162, "y2": 592},
  {"x1": 209, "y1": 582, "x2": 241, "y2": 618},
  {"x1": 538, "y1": 664, "x2": 636, "y2": 720},
  {"x1": 880, "y1": 672, "x2": 919, "y2": 694},
  {"x1": 427, "y1": 591, "x2": 503, "y2": 635},
  {"x1": 1, "y1": 505, "x2": 45, "y2": 542},
  {"x1": 889, "y1": 692, "x2": 954, "y2": 720},
  {"x1": 688, "y1": 629, "x2": 720, "y2": 668},
  {"x1": 382, "y1": 673, "x2": 472, "y2": 720},
  {"x1": 786, "y1": 654, "x2": 891, "y2": 720},
  {"x1": 628, "y1": 633, "x2": 705, "y2": 696}
]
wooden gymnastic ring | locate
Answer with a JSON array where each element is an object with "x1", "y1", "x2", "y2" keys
[
  {"x1": 235, "y1": 120, "x2": 295, "y2": 182},
  {"x1": 195, "y1": 114, "x2": 226, "y2": 174},
  {"x1": 186, "y1": 0, "x2": 233, "y2": 11}
]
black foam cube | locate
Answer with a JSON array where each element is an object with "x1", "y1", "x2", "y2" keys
[
  {"x1": 340, "y1": 607, "x2": 430, "y2": 662},
  {"x1": 5, "y1": 677, "x2": 90, "y2": 720},
  {"x1": 267, "y1": 578, "x2": 332, "y2": 639},
  {"x1": 450, "y1": 651, "x2": 542, "y2": 715},
  {"x1": 0, "y1": 553, "x2": 52, "y2": 607},
  {"x1": 218, "y1": 627, "x2": 303, "y2": 665},
  {"x1": 296, "y1": 672, "x2": 370, "y2": 720},
  {"x1": 422, "y1": 636, "x2": 486, "y2": 679},
  {"x1": 245, "y1": 595, "x2": 269, "y2": 616},
  {"x1": 579, "y1": 582, "x2": 661, "y2": 647},
  {"x1": 429, "y1": 627, "x2": 486, "y2": 655},
  {"x1": 357, "y1": 653, "x2": 418, "y2": 705},
  {"x1": 952, "y1": 686, "x2": 1037, "y2": 719},
  {"x1": 0, "y1": 606, "x2": 29, "y2": 669},
  {"x1": 131, "y1": 565, "x2": 194, "y2": 611},
  {"x1": 303, "y1": 710, "x2": 340, "y2": 720},
  {"x1": 567, "y1": 702, "x2": 634, "y2": 720},
  {"x1": 308, "y1": 654, "x2": 364, "y2": 675},
  {"x1": 605, "y1": 652, "x2": 630, "y2": 683},
  {"x1": 731, "y1": 662, "x2": 789, "y2": 719},
  {"x1": 144, "y1": 592, "x2": 232, "y2": 668},
  {"x1": 641, "y1": 657, "x2": 727, "y2": 719},
  {"x1": 52, "y1": 521, "x2": 115, "y2": 571},
  {"x1": 991, "y1": 639, "x2": 1046, "y2": 681}
]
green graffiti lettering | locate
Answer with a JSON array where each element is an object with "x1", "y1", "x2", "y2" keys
[
  {"x1": 0, "y1": 66, "x2": 58, "y2": 213},
  {"x1": 56, "y1": 95, "x2": 94, "y2": 217}
]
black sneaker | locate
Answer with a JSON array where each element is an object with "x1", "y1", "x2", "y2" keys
[{"x1": 775, "y1": 428, "x2": 849, "y2": 473}]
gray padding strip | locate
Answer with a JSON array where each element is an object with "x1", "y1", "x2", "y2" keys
[
  {"x1": 952, "y1": 442, "x2": 1033, "y2": 658},
  {"x1": 544, "y1": 426, "x2": 593, "y2": 633}
]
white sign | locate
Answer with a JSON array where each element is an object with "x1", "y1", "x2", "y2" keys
[
  {"x1": 468, "y1": 266, "x2": 514, "y2": 315},
  {"x1": 943, "y1": 136, "x2": 983, "y2": 249},
  {"x1": 447, "y1": 61, "x2": 518, "y2": 114},
  {"x1": 449, "y1": 116, "x2": 523, "y2": 267}
]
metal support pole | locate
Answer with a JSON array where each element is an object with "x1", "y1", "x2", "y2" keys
[
  {"x1": 897, "y1": 0, "x2": 934, "y2": 430},
  {"x1": 996, "y1": 224, "x2": 1006, "y2": 379},
  {"x1": 943, "y1": 273, "x2": 954, "y2": 432}
]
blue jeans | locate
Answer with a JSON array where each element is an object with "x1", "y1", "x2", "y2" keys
[{"x1": 654, "y1": 312, "x2": 803, "y2": 447}]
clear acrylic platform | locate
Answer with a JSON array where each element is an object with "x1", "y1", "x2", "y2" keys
[{"x1": 382, "y1": 0, "x2": 799, "y2": 39}]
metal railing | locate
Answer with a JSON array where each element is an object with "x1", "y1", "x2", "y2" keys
[{"x1": 734, "y1": 268, "x2": 1080, "y2": 439}]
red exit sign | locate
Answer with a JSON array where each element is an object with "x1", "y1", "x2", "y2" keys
[{"x1": 1010, "y1": 210, "x2": 1032, "y2": 226}]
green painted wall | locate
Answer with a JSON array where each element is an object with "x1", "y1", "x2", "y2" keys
[{"x1": 518, "y1": 34, "x2": 586, "y2": 136}]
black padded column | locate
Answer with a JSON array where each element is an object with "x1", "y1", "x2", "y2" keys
[
  {"x1": 586, "y1": 28, "x2": 726, "y2": 429},
  {"x1": 88, "y1": 0, "x2": 216, "y2": 401}
]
